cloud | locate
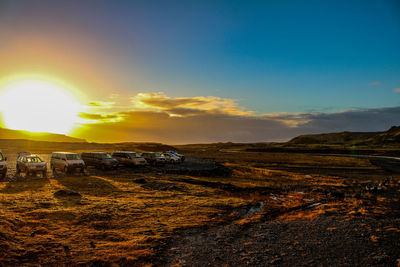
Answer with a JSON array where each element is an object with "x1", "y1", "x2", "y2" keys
[
  {"x1": 368, "y1": 81, "x2": 381, "y2": 86},
  {"x1": 394, "y1": 88, "x2": 400, "y2": 93},
  {"x1": 86, "y1": 101, "x2": 115, "y2": 108},
  {"x1": 78, "y1": 112, "x2": 123, "y2": 122},
  {"x1": 131, "y1": 92, "x2": 253, "y2": 116},
  {"x1": 72, "y1": 92, "x2": 400, "y2": 144}
]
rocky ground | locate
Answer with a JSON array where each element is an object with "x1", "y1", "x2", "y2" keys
[{"x1": 0, "y1": 149, "x2": 399, "y2": 266}]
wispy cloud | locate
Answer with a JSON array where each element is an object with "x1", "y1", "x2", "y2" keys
[
  {"x1": 368, "y1": 81, "x2": 381, "y2": 86},
  {"x1": 87, "y1": 101, "x2": 115, "y2": 108},
  {"x1": 131, "y1": 92, "x2": 253, "y2": 116}
]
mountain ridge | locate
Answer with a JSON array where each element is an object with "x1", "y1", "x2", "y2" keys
[{"x1": 0, "y1": 127, "x2": 86, "y2": 143}]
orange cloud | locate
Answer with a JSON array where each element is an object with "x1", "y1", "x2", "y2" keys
[
  {"x1": 368, "y1": 81, "x2": 381, "y2": 86},
  {"x1": 131, "y1": 92, "x2": 254, "y2": 116}
]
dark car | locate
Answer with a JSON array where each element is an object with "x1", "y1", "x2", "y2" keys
[
  {"x1": 141, "y1": 152, "x2": 166, "y2": 165},
  {"x1": 81, "y1": 152, "x2": 119, "y2": 170},
  {"x1": 0, "y1": 150, "x2": 7, "y2": 178}
]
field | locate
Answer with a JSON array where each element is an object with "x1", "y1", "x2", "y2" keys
[{"x1": 1, "y1": 141, "x2": 400, "y2": 266}]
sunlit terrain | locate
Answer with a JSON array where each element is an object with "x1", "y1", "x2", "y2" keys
[{"x1": 0, "y1": 141, "x2": 400, "y2": 265}]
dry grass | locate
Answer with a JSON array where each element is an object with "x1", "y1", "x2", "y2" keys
[
  {"x1": 1, "y1": 144, "x2": 400, "y2": 265},
  {"x1": 0, "y1": 172, "x2": 249, "y2": 265}
]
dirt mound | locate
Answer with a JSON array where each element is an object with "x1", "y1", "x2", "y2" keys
[
  {"x1": 53, "y1": 189, "x2": 82, "y2": 198},
  {"x1": 141, "y1": 182, "x2": 186, "y2": 191}
]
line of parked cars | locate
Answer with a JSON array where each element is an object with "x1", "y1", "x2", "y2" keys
[{"x1": 0, "y1": 150, "x2": 185, "y2": 178}]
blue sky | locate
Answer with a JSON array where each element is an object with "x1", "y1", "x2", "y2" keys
[
  {"x1": 2, "y1": 0, "x2": 399, "y2": 112},
  {"x1": 0, "y1": 0, "x2": 400, "y2": 142}
]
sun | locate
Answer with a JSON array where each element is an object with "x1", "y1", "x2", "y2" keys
[{"x1": 0, "y1": 78, "x2": 81, "y2": 134}]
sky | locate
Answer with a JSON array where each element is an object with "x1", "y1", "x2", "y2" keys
[{"x1": 0, "y1": 0, "x2": 399, "y2": 143}]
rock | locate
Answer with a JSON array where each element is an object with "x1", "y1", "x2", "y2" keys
[
  {"x1": 133, "y1": 177, "x2": 147, "y2": 184},
  {"x1": 61, "y1": 244, "x2": 70, "y2": 254},
  {"x1": 330, "y1": 191, "x2": 345, "y2": 199},
  {"x1": 270, "y1": 257, "x2": 281, "y2": 265},
  {"x1": 54, "y1": 189, "x2": 82, "y2": 198}
]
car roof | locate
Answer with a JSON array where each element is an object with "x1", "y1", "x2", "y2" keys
[{"x1": 82, "y1": 152, "x2": 109, "y2": 155}]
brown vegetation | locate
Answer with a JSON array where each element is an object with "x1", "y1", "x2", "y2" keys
[{"x1": 0, "y1": 141, "x2": 400, "y2": 266}]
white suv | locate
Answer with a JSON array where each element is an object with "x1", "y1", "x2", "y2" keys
[
  {"x1": 0, "y1": 150, "x2": 7, "y2": 178},
  {"x1": 51, "y1": 152, "x2": 86, "y2": 174}
]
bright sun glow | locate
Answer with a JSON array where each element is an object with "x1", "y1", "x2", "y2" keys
[{"x1": 0, "y1": 79, "x2": 81, "y2": 134}]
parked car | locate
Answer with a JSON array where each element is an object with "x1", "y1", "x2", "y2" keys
[
  {"x1": 51, "y1": 152, "x2": 86, "y2": 174},
  {"x1": 161, "y1": 152, "x2": 181, "y2": 163},
  {"x1": 81, "y1": 152, "x2": 119, "y2": 170},
  {"x1": 111, "y1": 151, "x2": 147, "y2": 166},
  {"x1": 163, "y1": 151, "x2": 185, "y2": 162},
  {"x1": 141, "y1": 152, "x2": 166, "y2": 165},
  {"x1": 16, "y1": 153, "x2": 47, "y2": 177},
  {"x1": 0, "y1": 150, "x2": 7, "y2": 178}
]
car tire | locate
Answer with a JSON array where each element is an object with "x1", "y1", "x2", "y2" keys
[
  {"x1": 1, "y1": 171, "x2": 5, "y2": 179},
  {"x1": 52, "y1": 166, "x2": 56, "y2": 175},
  {"x1": 43, "y1": 171, "x2": 47, "y2": 178},
  {"x1": 101, "y1": 164, "x2": 106, "y2": 171},
  {"x1": 64, "y1": 166, "x2": 68, "y2": 174}
]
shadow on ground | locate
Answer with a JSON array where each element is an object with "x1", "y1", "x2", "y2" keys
[
  {"x1": 56, "y1": 176, "x2": 119, "y2": 196},
  {"x1": 0, "y1": 179, "x2": 50, "y2": 194}
]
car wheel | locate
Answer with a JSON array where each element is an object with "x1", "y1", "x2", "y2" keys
[
  {"x1": 42, "y1": 171, "x2": 47, "y2": 178},
  {"x1": 52, "y1": 166, "x2": 56, "y2": 175},
  {"x1": 1, "y1": 171, "x2": 5, "y2": 179},
  {"x1": 64, "y1": 166, "x2": 68, "y2": 174},
  {"x1": 101, "y1": 164, "x2": 106, "y2": 171},
  {"x1": 16, "y1": 167, "x2": 20, "y2": 174}
]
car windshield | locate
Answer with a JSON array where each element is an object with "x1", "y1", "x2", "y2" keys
[
  {"x1": 102, "y1": 153, "x2": 112, "y2": 159},
  {"x1": 129, "y1": 152, "x2": 141, "y2": 158},
  {"x1": 27, "y1": 157, "x2": 42, "y2": 163},
  {"x1": 66, "y1": 154, "x2": 81, "y2": 160}
]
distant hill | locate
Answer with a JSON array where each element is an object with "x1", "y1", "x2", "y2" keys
[
  {"x1": 288, "y1": 126, "x2": 400, "y2": 146},
  {"x1": 0, "y1": 127, "x2": 86, "y2": 143},
  {"x1": 364, "y1": 126, "x2": 400, "y2": 144}
]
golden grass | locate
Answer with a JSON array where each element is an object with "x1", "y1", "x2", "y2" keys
[
  {"x1": 0, "y1": 173, "x2": 249, "y2": 265},
  {"x1": 0, "y1": 148, "x2": 399, "y2": 265}
]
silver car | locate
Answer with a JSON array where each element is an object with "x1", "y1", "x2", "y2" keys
[
  {"x1": 51, "y1": 152, "x2": 86, "y2": 174},
  {"x1": 112, "y1": 151, "x2": 147, "y2": 166},
  {"x1": 16, "y1": 153, "x2": 47, "y2": 177},
  {"x1": 0, "y1": 150, "x2": 7, "y2": 178}
]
